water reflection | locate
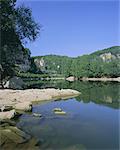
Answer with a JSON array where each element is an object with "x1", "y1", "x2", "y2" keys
[
  {"x1": 25, "y1": 80, "x2": 120, "y2": 109},
  {"x1": 17, "y1": 81, "x2": 120, "y2": 149}
]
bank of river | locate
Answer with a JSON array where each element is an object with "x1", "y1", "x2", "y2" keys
[{"x1": 0, "y1": 88, "x2": 80, "y2": 149}]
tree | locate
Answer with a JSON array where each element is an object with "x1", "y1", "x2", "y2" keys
[{"x1": 0, "y1": 0, "x2": 40, "y2": 87}]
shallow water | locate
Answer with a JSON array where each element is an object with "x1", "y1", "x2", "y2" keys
[{"x1": 17, "y1": 81, "x2": 120, "y2": 150}]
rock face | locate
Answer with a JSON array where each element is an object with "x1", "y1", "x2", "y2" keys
[
  {"x1": 4, "y1": 76, "x2": 24, "y2": 89},
  {"x1": 34, "y1": 57, "x2": 46, "y2": 72},
  {"x1": 100, "y1": 52, "x2": 117, "y2": 62}
]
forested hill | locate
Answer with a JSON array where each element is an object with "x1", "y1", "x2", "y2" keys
[
  {"x1": 91, "y1": 46, "x2": 120, "y2": 56},
  {"x1": 31, "y1": 46, "x2": 120, "y2": 78}
]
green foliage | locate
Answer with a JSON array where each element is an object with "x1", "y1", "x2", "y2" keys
[
  {"x1": 33, "y1": 55, "x2": 73, "y2": 77},
  {"x1": 15, "y1": 4, "x2": 40, "y2": 42},
  {"x1": 17, "y1": 72, "x2": 49, "y2": 78},
  {"x1": 0, "y1": 0, "x2": 40, "y2": 86},
  {"x1": 32, "y1": 46, "x2": 120, "y2": 78},
  {"x1": 91, "y1": 46, "x2": 120, "y2": 56}
]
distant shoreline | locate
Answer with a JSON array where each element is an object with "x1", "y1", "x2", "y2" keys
[
  {"x1": 79, "y1": 77, "x2": 120, "y2": 82},
  {"x1": 66, "y1": 76, "x2": 120, "y2": 82}
]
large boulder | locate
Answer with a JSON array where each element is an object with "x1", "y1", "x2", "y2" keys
[
  {"x1": 4, "y1": 76, "x2": 24, "y2": 89},
  {"x1": 0, "y1": 126, "x2": 39, "y2": 150}
]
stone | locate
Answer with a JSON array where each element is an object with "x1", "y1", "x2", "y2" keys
[
  {"x1": 1, "y1": 119, "x2": 16, "y2": 126},
  {"x1": 4, "y1": 76, "x2": 24, "y2": 89},
  {"x1": 53, "y1": 107, "x2": 66, "y2": 115},
  {"x1": 54, "y1": 111, "x2": 66, "y2": 115},
  {"x1": 0, "y1": 105, "x2": 13, "y2": 112},
  {"x1": 5, "y1": 126, "x2": 30, "y2": 140},
  {"x1": 0, "y1": 125, "x2": 39, "y2": 150},
  {"x1": 0, "y1": 129, "x2": 26, "y2": 144},
  {"x1": 14, "y1": 102, "x2": 32, "y2": 111},
  {"x1": 0, "y1": 109, "x2": 16, "y2": 120},
  {"x1": 33, "y1": 113, "x2": 42, "y2": 117},
  {"x1": 60, "y1": 89, "x2": 80, "y2": 99},
  {"x1": 53, "y1": 108, "x2": 62, "y2": 112},
  {"x1": 66, "y1": 76, "x2": 75, "y2": 82}
]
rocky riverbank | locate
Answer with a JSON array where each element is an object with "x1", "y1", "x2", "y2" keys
[
  {"x1": 0, "y1": 88, "x2": 80, "y2": 114},
  {"x1": 0, "y1": 88, "x2": 80, "y2": 149}
]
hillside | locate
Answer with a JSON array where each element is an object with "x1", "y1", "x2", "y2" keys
[{"x1": 31, "y1": 46, "x2": 120, "y2": 78}]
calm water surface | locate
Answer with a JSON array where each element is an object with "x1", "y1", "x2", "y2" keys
[{"x1": 17, "y1": 81, "x2": 120, "y2": 150}]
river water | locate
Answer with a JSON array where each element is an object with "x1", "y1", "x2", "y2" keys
[{"x1": 17, "y1": 81, "x2": 120, "y2": 150}]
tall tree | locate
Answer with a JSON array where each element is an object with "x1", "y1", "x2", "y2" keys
[{"x1": 0, "y1": 0, "x2": 40, "y2": 87}]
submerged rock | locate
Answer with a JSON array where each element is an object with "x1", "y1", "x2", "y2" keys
[
  {"x1": 1, "y1": 119, "x2": 16, "y2": 126},
  {"x1": 63, "y1": 144, "x2": 86, "y2": 150},
  {"x1": 53, "y1": 107, "x2": 66, "y2": 115},
  {"x1": 53, "y1": 108, "x2": 62, "y2": 112},
  {"x1": 54, "y1": 111, "x2": 66, "y2": 115},
  {"x1": 0, "y1": 125, "x2": 39, "y2": 150},
  {"x1": 33, "y1": 113, "x2": 42, "y2": 117}
]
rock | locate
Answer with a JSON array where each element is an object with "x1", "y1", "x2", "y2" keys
[
  {"x1": 4, "y1": 76, "x2": 24, "y2": 89},
  {"x1": 34, "y1": 57, "x2": 46, "y2": 72},
  {"x1": 0, "y1": 125, "x2": 39, "y2": 150},
  {"x1": 60, "y1": 89, "x2": 80, "y2": 99},
  {"x1": 66, "y1": 76, "x2": 76, "y2": 82},
  {"x1": 0, "y1": 88, "x2": 80, "y2": 108},
  {"x1": 1, "y1": 119, "x2": 16, "y2": 126},
  {"x1": 0, "y1": 105, "x2": 5, "y2": 112},
  {"x1": 14, "y1": 102, "x2": 32, "y2": 111},
  {"x1": 0, "y1": 105, "x2": 13, "y2": 112},
  {"x1": 0, "y1": 128, "x2": 25, "y2": 144},
  {"x1": 53, "y1": 108, "x2": 62, "y2": 112},
  {"x1": 0, "y1": 109, "x2": 16, "y2": 120},
  {"x1": 18, "y1": 137, "x2": 39, "y2": 150},
  {"x1": 33, "y1": 113, "x2": 42, "y2": 117},
  {"x1": 53, "y1": 107, "x2": 66, "y2": 115},
  {"x1": 63, "y1": 144, "x2": 86, "y2": 150},
  {"x1": 0, "y1": 126, "x2": 31, "y2": 148},
  {"x1": 6, "y1": 126, "x2": 30, "y2": 140},
  {"x1": 54, "y1": 111, "x2": 66, "y2": 115}
]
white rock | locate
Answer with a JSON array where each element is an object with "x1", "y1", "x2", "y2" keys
[
  {"x1": 14, "y1": 102, "x2": 32, "y2": 111},
  {"x1": 0, "y1": 109, "x2": 16, "y2": 120}
]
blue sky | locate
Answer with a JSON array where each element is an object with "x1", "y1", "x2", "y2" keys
[{"x1": 17, "y1": 0, "x2": 119, "y2": 57}]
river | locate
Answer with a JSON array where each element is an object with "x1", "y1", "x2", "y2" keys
[{"x1": 17, "y1": 81, "x2": 120, "y2": 150}]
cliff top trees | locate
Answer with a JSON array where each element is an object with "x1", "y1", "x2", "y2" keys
[{"x1": 0, "y1": 0, "x2": 40, "y2": 87}]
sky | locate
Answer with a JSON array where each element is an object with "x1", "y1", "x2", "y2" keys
[{"x1": 17, "y1": 0, "x2": 119, "y2": 57}]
